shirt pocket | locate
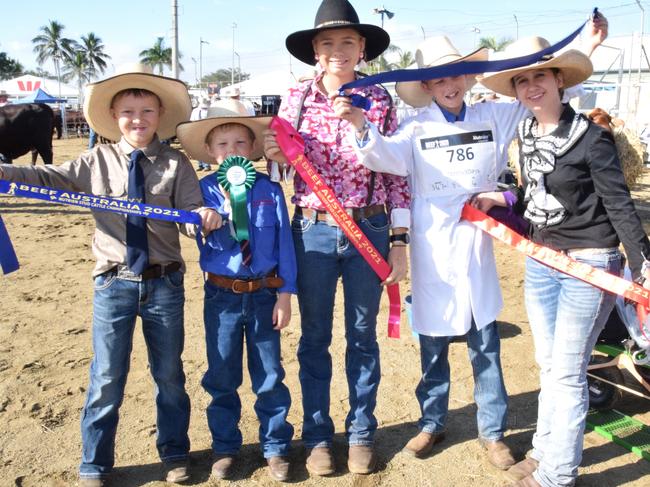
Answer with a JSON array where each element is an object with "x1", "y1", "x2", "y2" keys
[
  {"x1": 146, "y1": 169, "x2": 176, "y2": 207},
  {"x1": 252, "y1": 202, "x2": 277, "y2": 256}
]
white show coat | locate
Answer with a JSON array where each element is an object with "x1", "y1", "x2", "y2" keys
[{"x1": 354, "y1": 100, "x2": 527, "y2": 336}]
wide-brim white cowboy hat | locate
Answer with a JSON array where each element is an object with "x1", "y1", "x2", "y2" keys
[
  {"x1": 176, "y1": 99, "x2": 271, "y2": 161},
  {"x1": 478, "y1": 36, "x2": 593, "y2": 98},
  {"x1": 83, "y1": 63, "x2": 191, "y2": 141},
  {"x1": 286, "y1": 0, "x2": 390, "y2": 65},
  {"x1": 396, "y1": 36, "x2": 489, "y2": 108}
]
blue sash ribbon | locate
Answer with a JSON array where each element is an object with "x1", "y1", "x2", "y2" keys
[
  {"x1": 0, "y1": 179, "x2": 202, "y2": 275},
  {"x1": 340, "y1": 9, "x2": 595, "y2": 104}
]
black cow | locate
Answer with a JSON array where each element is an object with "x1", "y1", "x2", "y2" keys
[{"x1": 0, "y1": 103, "x2": 54, "y2": 165}]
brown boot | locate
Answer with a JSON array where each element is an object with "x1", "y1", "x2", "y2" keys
[
  {"x1": 511, "y1": 474, "x2": 542, "y2": 486},
  {"x1": 506, "y1": 457, "x2": 540, "y2": 481},
  {"x1": 211, "y1": 455, "x2": 235, "y2": 480},
  {"x1": 267, "y1": 455, "x2": 290, "y2": 482},
  {"x1": 402, "y1": 431, "x2": 445, "y2": 458},
  {"x1": 348, "y1": 445, "x2": 376, "y2": 474},
  {"x1": 164, "y1": 459, "x2": 190, "y2": 483},
  {"x1": 478, "y1": 438, "x2": 516, "y2": 470},
  {"x1": 305, "y1": 446, "x2": 335, "y2": 476}
]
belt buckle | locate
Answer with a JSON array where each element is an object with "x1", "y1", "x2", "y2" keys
[
  {"x1": 116, "y1": 265, "x2": 142, "y2": 281},
  {"x1": 231, "y1": 279, "x2": 247, "y2": 293}
]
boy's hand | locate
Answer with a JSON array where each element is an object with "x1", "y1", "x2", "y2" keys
[
  {"x1": 263, "y1": 129, "x2": 289, "y2": 166},
  {"x1": 383, "y1": 245, "x2": 408, "y2": 285},
  {"x1": 331, "y1": 93, "x2": 365, "y2": 130},
  {"x1": 585, "y1": 11, "x2": 608, "y2": 55},
  {"x1": 197, "y1": 207, "x2": 223, "y2": 234},
  {"x1": 469, "y1": 191, "x2": 506, "y2": 213},
  {"x1": 272, "y1": 292, "x2": 292, "y2": 330}
]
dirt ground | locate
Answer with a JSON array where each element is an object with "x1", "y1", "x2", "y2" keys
[{"x1": 1, "y1": 137, "x2": 649, "y2": 487}]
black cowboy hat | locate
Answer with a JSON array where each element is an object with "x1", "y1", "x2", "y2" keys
[{"x1": 285, "y1": 0, "x2": 390, "y2": 66}]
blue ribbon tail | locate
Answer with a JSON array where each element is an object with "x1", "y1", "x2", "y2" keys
[
  {"x1": 340, "y1": 18, "x2": 589, "y2": 91},
  {"x1": 0, "y1": 215, "x2": 19, "y2": 274}
]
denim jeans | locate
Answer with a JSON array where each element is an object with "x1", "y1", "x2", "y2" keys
[
  {"x1": 293, "y1": 211, "x2": 389, "y2": 448},
  {"x1": 524, "y1": 251, "x2": 621, "y2": 487},
  {"x1": 201, "y1": 282, "x2": 293, "y2": 458},
  {"x1": 79, "y1": 271, "x2": 190, "y2": 479},
  {"x1": 416, "y1": 321, "x2": 508, "y2": 440}
]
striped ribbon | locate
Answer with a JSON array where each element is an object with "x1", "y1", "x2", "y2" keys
[
  {"x1": 462, "y1": 203, "x2": 650, "y2": 340},
  {"x1": 270, "y1": 116, "x2": 402, "y2": 338},
  {"x1": 0, "y1": 179, "x2": 202, "y2": 275},
  {"x1": 339, "y1": 10, "x2": 595, "y2": 101}
]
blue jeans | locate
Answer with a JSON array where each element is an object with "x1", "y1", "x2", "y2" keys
[
  {"x1": 416, "y1": 321, "x2": 508, "y2": 440},
  {"x1": 201, "y1": 282, "x2": 293, "y2": 458},
  {"x1": 79, "y1": 271, "x2": 190, "y2": 479},
  {"x1": 292, "y1": 211, "x2": 389, "y2": 448},
  {"x1": 524, "y1": 251, "x2": 621, "y2": 487}
]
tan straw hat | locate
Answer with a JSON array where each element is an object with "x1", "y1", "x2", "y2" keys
[
  {"x1": 83, "y1": 63, "x2": 191, "y2": 141},
  {"x1": 396, "y1": 36, "x2": 488, "y2": 108},
  {"x1": 176, "y1": 99, "x2": 271, "y2": 161},
  {"x1": 478, "y1": 37, "x2": 593, "y2": 98}
]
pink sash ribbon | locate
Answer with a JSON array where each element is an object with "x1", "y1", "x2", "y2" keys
[
  {"x1": 270, "y1": 116, "x2": 401, "y2": 338},
  {"x1": 462, "y1": 203, "x2": 650, "y2": 340}
]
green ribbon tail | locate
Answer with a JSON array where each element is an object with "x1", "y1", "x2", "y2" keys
[{"x1": 230, "y1": 184, "x2": 249, "y2": 241}]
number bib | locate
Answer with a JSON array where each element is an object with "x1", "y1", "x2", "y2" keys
[{"x1": 413, "y1": 120, "x2": 497, "y2": 197}]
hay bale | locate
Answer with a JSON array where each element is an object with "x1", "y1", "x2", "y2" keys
[{"x1": 613, "y1": 127, "x2": 646, "y2": 188}]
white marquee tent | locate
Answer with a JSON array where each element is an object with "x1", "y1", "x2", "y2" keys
[{"x1": 0, "y1": 74, "x2": 77, "y2": 98}]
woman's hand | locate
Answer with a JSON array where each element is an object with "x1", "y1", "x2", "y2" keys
[
  {"x1": 262, "y1": 128, "x2": 288, "y2": 165},
  {"x1": 382, "y1": 245, "x2": 408, "y2": 285},
  {"x1": 585, "y1": 11, "x2": 609, "y2": 55},
  {"x1": 331, "y1": 93, "x2": 365, "y2": 130},
  {"x1": 469, "y1": 191, "x2": 507, "y2": 213}
]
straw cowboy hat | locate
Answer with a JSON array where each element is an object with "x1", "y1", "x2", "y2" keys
[
  {"x1": 220, "y1": 86, "x2": 241, "y2": 98},
  {"x1": 285, "y1": 0, "x2": 390, "y2": 65},
  {"x1": 478, "y1": 37, "x2": 593, "y2": 98},
  {"x1": 396, "y1": 36, "x2": 488, "y2": 108},
  {"x1": 83, "y1": 63, "x2": 191, "y2": 141},
  {"x1": 176, "y1": 99, "x2": 271, "y2": 161}
]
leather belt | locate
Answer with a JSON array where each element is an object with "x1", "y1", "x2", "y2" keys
[
  {"x1": 106, "y1": 261, "x2": 181, "y2": 281},
  {"x1": 207, "y1": 272, "x2": 284, "y2": 293},
  {"x1": 565, "y1": 247, "x2": 619, "y2": 257},
  {"x1": 295, "y1": 204, "x2": 385, "y2": 224}
]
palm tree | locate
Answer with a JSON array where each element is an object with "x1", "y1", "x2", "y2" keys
[
  {"x1": 139, "y1": 37, "x2": 183, "y2": 75},
  {"x1": 396, "y1": 49, "x2": 415, "y2": 69},
  {"x1": 62, "y1": 51, "x2": 90, "y2": 106},
  {"x1": 478, "y1": 36, "x2": 513, "y2": 52},
  {"x1": 32, "y1": 20, "x2": 77, "y2": 96},
  {"x1": 80, "y1": 33, "x2": 111, "y2": 79}
]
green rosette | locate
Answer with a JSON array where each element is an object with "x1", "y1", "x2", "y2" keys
[{"x1": 216, "y1": 156, "x2": 257, "y2": 242}]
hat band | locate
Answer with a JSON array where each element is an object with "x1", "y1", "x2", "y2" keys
[{"x1": 315, "y1": 20, "x2": 356, "y2": 28}]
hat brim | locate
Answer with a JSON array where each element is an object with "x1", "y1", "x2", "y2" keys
[
  {"x1": 176, "y1": 115, "x2": 272, "y2": 162},
  {"x1": 286, "y1": 23, "x2": 390, "y2": 65},
  {"x1": 478, "y1": 50, "x2": 593, "y2": 98},
  {"x1": 83, "y1": 72, "x2": 191, "y2": 141},
  {"x1": 395, "y1": 48, "x2": 489, "y2": 108}
]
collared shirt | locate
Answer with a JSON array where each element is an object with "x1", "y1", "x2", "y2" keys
[
  {"x1": 1, "y1": 136, "x2": 203, "y2": 276},
  {"x1": 199, "y1": 171, "x2": 297, "y2": 294},
  {"x1": 437, "y1": 102, "x2": 467, "y2": 123},
  {"x1": 278, "y1": 71, "x2": 411, "y2": 222}
]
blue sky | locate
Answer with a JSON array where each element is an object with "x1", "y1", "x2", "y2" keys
[{"x1": 2, "y1": 0, "x2": 648, "y2": 83}]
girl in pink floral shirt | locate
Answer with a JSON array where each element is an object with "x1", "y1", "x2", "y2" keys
[{"x1": 263, "y1": 0, "x2": 410, "y2": 478}]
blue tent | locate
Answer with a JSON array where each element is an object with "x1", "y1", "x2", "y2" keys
[{"x1": 18, "y1": 88, "x2": 67, "y2": 104}]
